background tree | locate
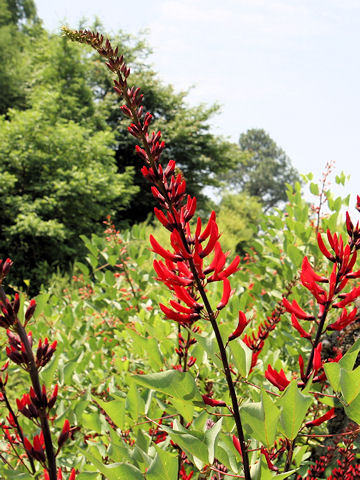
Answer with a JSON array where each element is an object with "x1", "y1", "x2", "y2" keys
[
  {"x1": 216, "y1": 193, "x2": 263, "y2": 254},
  {"x1": 0, "y1": 0, "x2": 38, "y2": 114},
  {"x1": 0, "y1": 106, "x2": 137, "y2": 289},
  {"x1": 223, "y1": 128, "x2": 300, "y2": 212}
]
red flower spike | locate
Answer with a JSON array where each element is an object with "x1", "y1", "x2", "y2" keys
[
  {"x1": 291, "y1": 314, "x2": 312, "y2": 340},
  {"x1": 313, "y1": 343, "x2": 323, "y2": 373},
  {"x1": 150, "y1": 235, "x2": 181, "y2": 262},
  {"x1": 199, "y1": 221, "x2": 219, "y2": 258},
  {"x1": 169, "y1": 300, "x2": 195, "y2": 315},
  {"x1": 219, "y1": 255, "x2": 240, "y2": 279},
  {"x1": 173, "y1": 286, "x2": 201, "y2": 309},
  {"x1": 48, "y1": 384, "x2": 59, "y2": 409},
  {"x1": 232, "y1": 435, "x2": 243, "y2": 458},
  {"x1": 228, "y1": 311, "x2": 249, "y2": 342},
  {"x1": 25, "y1": 299, "x2": 36, "y2": 322},
  {"x1": 299, "y1": 355, "x2": 307, "y2": 382},
  {"x1": 170, "y1": 229, "x2": 192, "y2": 259},
  {"x1": 327, "y1": 307, "x2": 357, "y2": 331},
  {"x1": 58, "y1": 419, "x2": 71, "y2": 448},
  {"x1": 159, "y1": 303, "x2": 194, "y2": 324},
  {"x1": 198, "y1": 211, "x2": 216, "y2": 242},
  {"x1": 217, "y1": 278, "x2": 232, "y2": 310},
  {"x1": 261, "y1": 447, "x2": 279, "y2": 473},
  {"x1": 333, "y1": 286, "x2": 360, "y2": 308},
  {"x1": 282, "y1": 298, "x2": 315, "y2": 320},
  {"x1": 317, "y1": 233, "x2": 335, "y2": 262},
  {"x1": 301, "y1": 256, "x2": 328, "y2": 284},
  {"x1": 69, "y1": 469, "x2": 76, "y2": 480},
  {"x1": 265, "y1": 365, "x2": 290, "y2": 391},
  {"x1": 202, "y1": 395, "x2": 226, "y2": 407},
  {"x1": 305, "y1": 407, "x2": 336, "y2": 427},
  {"x1": 24, "y1": 437, "x2": 33, "y2": 452}
]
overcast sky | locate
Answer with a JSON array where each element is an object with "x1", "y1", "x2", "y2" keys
[{"x1": 35, "y1": 0, "x2": 359, "y2": 205}]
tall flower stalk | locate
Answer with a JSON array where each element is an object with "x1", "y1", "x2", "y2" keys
[
  {"x1": 62, "y1": 27, "x2": 252, "y2": 479},
  {"x1": 0, "y1": 260, "x2": 76, "y2": 480}
]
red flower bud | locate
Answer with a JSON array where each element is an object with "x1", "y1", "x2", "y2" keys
[
  {"x1": 228, "y1": 311, "x2": 249, "y2": 341},
  {"x1": 202, "y1": 395, "x2": 226, "y2": 407}
]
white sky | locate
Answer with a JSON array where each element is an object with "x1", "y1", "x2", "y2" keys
[{"x1": 35, "y1": 0, "x2": 360, "y2": 205}]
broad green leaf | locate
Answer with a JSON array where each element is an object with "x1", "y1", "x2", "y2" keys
[
  {"x1": 229, "y1": 338, "x2": 253, "y2": 377},
  {"x1": 171, "y1": 397, "x2": 194, "y2": 423},
  {"x1": 205, "y1": 418, "x2": 223, "y2": 464},
  {"x1": 94, "y1": 396, "x2": 126, "y2": 429},
  {"x1": 345, "y1": 392, "x2": 360, "y2": 423},
  {"x1": 338, "y1": 337, "x2": 360, "y2": 370},
  {"x1": 132, "y1": 370, "x2": 202, "y2": 403},
  {"x1": 278, "y1": 381, "x2": 312, "y2": 440},
  {"x1": 126, "y1": 383, "x2": 145, "y2": 422},
  {"x1": 146, "y1": 446, "x2": 178, "y2": 480},
  {"x1": 309, "y1": 182, "x2": 319, "y2": 195},
  {"x1": 323, "y1": 362, "x2": 341, "y2": 392},
  {"x1": 241, "y1": 390, "x2": 280, "y2": 447},
  {"x1": 287, "y1": 245, "x2": 303, "y2": 266},
  {"x1": 161, "y1": 425, "x2": 208, "y2": 465},
  {"x1": 340, "y1": 366, "x2": 360, "y2": 404},
  {"x1": 82, "y1": 412, "x2": 103, "y2": 434},
  {"x1": 83, "y1": 449, "x2": 144, "y2": 480},
  {"x1": 190, "y1": 330, "x2": 222, "y2": 369}
]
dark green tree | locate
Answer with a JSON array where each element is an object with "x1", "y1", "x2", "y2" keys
[
  {"x1": 0, "y1": 105, "x2": 137, "y2": 289},
  {"x1": 224, "y1": 129, "x2": 300, "y2": 212},
  {"x1": 0, "y1": 0, "x2": 38, "y2": 114}
]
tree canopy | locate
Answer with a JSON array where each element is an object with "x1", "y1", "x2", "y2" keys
[{"x1": 223, "y1": 128, "x2": 300, "y2": 212}]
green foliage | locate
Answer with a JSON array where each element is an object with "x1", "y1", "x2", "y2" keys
[
  {"x1": 0, "y1": 106, "x2": 137, "y2": 289},
  {"x1": 216, "y1": 192, "x2": 263, "y2": 253}
]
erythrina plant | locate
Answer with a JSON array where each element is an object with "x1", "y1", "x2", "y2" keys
[
  {"x1": 2, "y1": 26, "x2": 360, "y2": 479},
  {"x1": 0, "y1": 261, "x2": 76, "y2": 480},
  {"x1": 60, "y1": 26, "x2": 360, "y2": 479}
]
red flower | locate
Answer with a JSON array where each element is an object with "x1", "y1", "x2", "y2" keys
[
  {"x1": 202, "y1": 395, "x2": 226, "y2": 407},
  {"x1": 291, "y1": 314, "x2": 312, "y2": 340},
  {"x1": 228, "y1": 311, "x2": 249, "y2": 342},
  {"x1": 265, "y1": 365, "x2": 290, "y2": 391},
  {"x1": 282, "y1": 298, "x2": 315, "y2": 320},
  {"x1": 327, "y1": 307, "x2": 357, "y2": 331},
  {"x1": 305, "y1": 407, "x2": 336, "y2": 427},
  {"x1": 333, "y1": 286, "x2": 360, "y2": 308}
]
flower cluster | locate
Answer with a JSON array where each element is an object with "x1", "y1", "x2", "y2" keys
[
  {"x1": 0, "y1": 260, "x2": 76, "y2": 480},
  {"x1": 62, "y1": 27, "x2": 252, "y2": 478},
  {"x1": 265, "y1": 205, "x2": 360, "y2": 392}
]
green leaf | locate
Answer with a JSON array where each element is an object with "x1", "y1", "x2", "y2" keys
[
  {"x1": 287, "y1": 245, "x2": 303, "y2": 266},
  {"x1": 205, "y1": 418, "x2": 223, "y2": 464},
  {"x1": 323, "y1": 362, "x2": 341, "y2": 392},
  {"x1": 241, "y1": 390, "x2": 280, "y2": 447},
  {"x1": 339, "y1": 337, "x2": 360, "y2": 370},
  {"x1": 161, "y1": 424, "x2": 208, "y2": 466},
  {"x1": 345, "y1": 392, "x2": 360, "y2": 423},
  {"x1": 339, "y1": 366, "x2": 360, "y2": 404},
  {"x1": 132, "y1": 370, "x2": 202, "y2": 403},
  {"x1": 229, "y1": 338, "x2": 253, "y2": 377},
  {"x1": 83, "y1": 449, "x2": 144, "y2": 480},
  {"x1": 82, "y1": 412, "x2": 103, "y2": 434},
  {"x1": 146, "y1": 446, "x2": 178, "y2": 480},
  {"x1": 278, "y1": 381, "x2": 312, "y2": 440},
  {"x1": 309, "y1": 183, "x2": 319, "y2": 195},
  {"x1": 94, "y1": 396, "x2": 126, "y2": 429},
  {"x1": 126, "y1": 382, "x2": 145, "y2": 422}
]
